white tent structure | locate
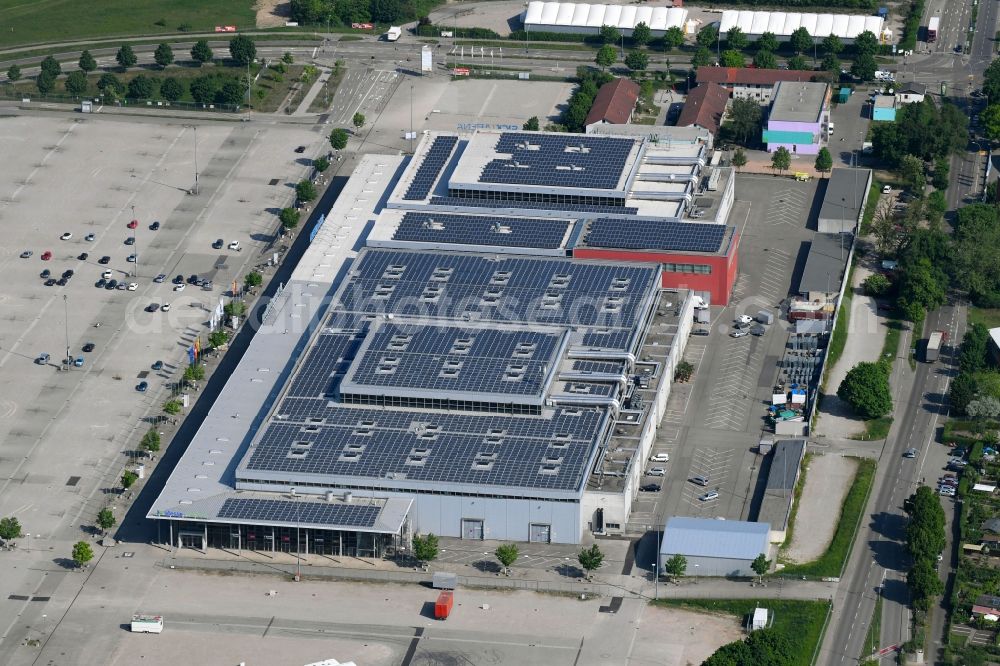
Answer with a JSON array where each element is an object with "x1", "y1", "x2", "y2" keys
[
  {"x1": 523, "y1": 2, "x2": 689, "y2": 36},
  {"x1": 717, "y1": 10, "x2": 888, "y2": 44}
]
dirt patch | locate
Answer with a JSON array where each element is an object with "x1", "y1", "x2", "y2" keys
[
  {"x1": 255, "y1": 0, "x2": 290, "y2": 28},
  {"x1": 632, "y1": 606, "x2": 744, "y2": 665},
  {"x1": 784, "y1": 454, "x2": 858, "y2": 564}
]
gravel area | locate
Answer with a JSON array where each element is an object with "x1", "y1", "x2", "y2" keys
[{"x1": 784, "y1": 454, "x2": 858, "y2": 564}]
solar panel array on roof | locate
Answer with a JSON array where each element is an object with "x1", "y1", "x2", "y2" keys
[
  {"x1": 242, "y1": 405, "x2": 605, "y2": 491},
  {"x1": 583, "y1": 218, "x2": 728, "y2": 252},
  {"x1": 392, "y1": 212, "x2": 570, "y2": 249},
  {"x1": 286, "y1": 332, "x2": 361, "y2": 398},
  {"x1": 344, "y1": 325, "x2": 561, "y2": 397},
  {"x1": 430, "y1": 196, "x2": 638, "y2": 215},
  {"x1": 218, "y1": 498, "x2": 381, "y2": 527},
  {"x1": 479, "y1": 133, "x2": 636, "y2": 190},
  {"x1": 403, "y1": 135, "x2": 458, "y2": 200}
]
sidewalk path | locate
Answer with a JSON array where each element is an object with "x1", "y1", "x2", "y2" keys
[{"x1": 292, "y1": 66, "x2": 332, "y2": 116}]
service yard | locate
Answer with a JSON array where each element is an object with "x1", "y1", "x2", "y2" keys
[{"x1": 0, "y1": 110, "x2": 325, "y2": 664}]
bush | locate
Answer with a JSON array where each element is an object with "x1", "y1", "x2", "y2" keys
[
  {"x1": 863, "y1": 273, "x2": 891, "y2": 297},
  {"x1": 838, "y1": 361, "x2": 893, "y2": 419},
  {"x1": 279, "y1": 207, "x2": 300, "y2": 229}
]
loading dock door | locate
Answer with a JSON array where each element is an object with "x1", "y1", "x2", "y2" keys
[
  {"x1": 529, "y1": 523, "x2": 551, "y2": 543},
  {"x1": 461, "y1": 519, "x2": 484, "y2": 540}
]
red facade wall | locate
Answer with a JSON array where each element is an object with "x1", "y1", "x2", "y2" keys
[{"x1": 573, "y1": 232, "x2": 740, "y2": 306}]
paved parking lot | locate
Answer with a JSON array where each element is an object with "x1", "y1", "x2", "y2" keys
[{"x1": 0, "y1": 112, "x2": 327, "y2": 662}]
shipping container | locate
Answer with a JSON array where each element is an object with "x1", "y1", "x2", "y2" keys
[{"x1": 435, "y1": 591, "x2": 454, "y2": 619}]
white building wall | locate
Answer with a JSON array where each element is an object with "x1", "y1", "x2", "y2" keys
[{"x1": 407, "y1": 493, "x2": 582, "y2": 543}]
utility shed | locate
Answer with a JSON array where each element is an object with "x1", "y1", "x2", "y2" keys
[{"x1": 660, "y1": 517, "x2": 770, "y2": 577}]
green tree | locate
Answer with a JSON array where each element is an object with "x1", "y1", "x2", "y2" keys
[
  {"x1": 6, "y1": 63, "x2": 21, "y2": 82},
  {"x1": 753, "y1": 50, "x2": 778, "y2": 70},
  {"x1": 908, "y1": 561, "x2": 944, "y2": 610},
  {"x1": 981, "y1": 103, "x2": 1000, "y2": 142},
  {"x1": 863, "y1": 273, "x2": 892, "y2": 297},
  {"x1": 412, "y1": 533, "x2": 439, "y2": 562},
  {"x1": 314, "y1": 156, "x2": 330, "y2": 172},
  {"x1": 0, "y1": 516, "x2": 23, "y2": 541},
  {"x1": 495, "y1": 543, "x2": 519, "y2": 575},
  {"x1": 352, "y1": 112, "x2": 365, "y2": 129},
  {"x1": 854, "y1": 30, "x2": 879, "y2": 57},
  {"x1": 163, "y1": 400, "x2": 182, "y2": 415},
  {"x1": 770, "y1": 146, "x2": 791, "y2": 174},
  {"x1": 789, "y1": 27, "x2": 812, "y2": 54},
  {"x1": 756, "y1": 32, "x2": 779, "y2": 54},
  {"x1": 663, "y1": 553, "x2": 687, "y2": 580},
  {"x1": 625, "y1": 51, "x2": 649, "y2": 71},
  {"x1": 280, "y1": 207, "x2": 301, "y2": 228},
  {"x1": 726, "y1": 26, "x2": 748, "y2": 51},
  {"x1": 787, "y1": 55, "x2": 810, "y2": 71},
  {"x1": 116, "y1": 44, "x2": 137, "y2": 69},
  {"x1": 370, "y1": 0, "x2": 402, "y2": 22},
  {"x1": 229, "y1": 35, "x2": 257, "y2": 66},
  {"x1": 950, "y1": 373, "x2": 978, "y2": 414},
  {"x1": 600, "y1": 24, "x2": 621, "y2": 45},
  {"x1": 160, "y1": 77, "x2": 184, "y2": 102},
  {"x1": 153, "y1": 42, "x2": 174, "y2": 69},
  {"x1": 730, "y1": 98, "x2": 762, "y2": 145},
  {"x1": 282, "y1": 51, "x2": 294, "y2": 64},
  {"x1": 814, "y1": 147, "x2": 833, "y2": 176},
  {"x1": 959, "y1": 323, "x2": 991, "y2": 374},
  {"x1": 931, "y1": 157, "x2": 950, "y2": 191},
  {"x1": 898, "y1": 154, "x2": 926, "y2": 193},
  {"x1": 78, "y1": 50, "x2": 97, "y2": 73},
  {"x1": 691, "y1": 46, "x2": 713, "y2": 68},
  {"x1": 127, "y1": 75, "x2": 155, "y2": 100},
  {"x1": 121, "y1": 470, "x2": 138, "y2": 489},
  {"x1": 215, "y1": 78, "x2": 245, "y2": 106},
  {"x1": 719, "y1": 50, "x2": 744, "y2": 68},
  {"x1": 751, "y1": 553, "x2": 770, "y2": 582},
  {"x1": 595, "y1": 45, "x2": 617, "y2": 69},
  {"x1": 96, "y1": 508, "x2": 116, "y2": 534},
  {"x1": 852, "y1": 53, "x2": 878, "y2": 81},
  {"x1": 663, "y1": 26, "x2": 685, "y2": 50},
  {"x1": 191, "y1": 39, "x2": 214, "y2": 64},
  {"x1": 97, "y1": 73, "x2": 124, "y2": 99},
  {"x1": 296, "y1": 180, "x2": 318, "y2": 202},
  {"x1": 837, "y1": 361, "x2": 893, "y2": 419},
  {"x1": 926, "y1": 189, "x2": 947, "y2": 227},
  {"x1": 189, "y1": 76, "x2": 219, "y2": 105},
  {"x1": 822, "y1": 53, "x2": 841, "y2": 75},
  {"x1": 40, "y1": 55, "x2": 62, "y2": 78},
  {"x1": 329, "y1": 127, "x2": 349, "y2": 150},
  {"x1": 208, "y1": 329, "x2": 230, "y2": 348},
  {"x1": 675, "y1": 359, "x2": 694, "y2": 382},
  {"x1": 632, "y1": 22, "x2": 651, "y2": 47},
  {"x1": 183, "y1": 364, "x2": 205, "y2": 383},
  {"x1": 224, "y1": 301, "x2": 246, "y2": 318},
  {"x1": 244, "y1": 271, "x2": 263, "y2": 289},
  {"x1": 64, "y1": 70, "x2": 88, "y2": 96},
  {"x1": 822, "y1": 34, "x2": 843, "y2": 56},
  {"x1": 696, "y1": 25, "x2": 718, "y2": 50},
  {"x1": 72, "y1": 541, "x2": 94, "y2": 568},
  {"x1": 35, "y1": 72, "x2": 56, "y2": 95},
  {"x1": 140, "y1": 428, "x2": 161, "y2": 454},
  {"x1": 578, "y1": 544, "x2": 604, "y2": 576},
  {"x1": 731, "y1": 147, "x2": 748, "y2": 171},
  {"x1": 523, "y1": 116, "x2": 540, "y2": 131}
]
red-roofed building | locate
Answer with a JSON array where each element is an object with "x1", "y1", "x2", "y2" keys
[
  {"x1": 676, "y1": 83, "x2": 729, "y2": 136},
  {"x1": 585, "y1": 78, "x2": 641, "y2": 128},
  {"x1": 695, "y1": 67, "x2": 816, "y2": 103}
]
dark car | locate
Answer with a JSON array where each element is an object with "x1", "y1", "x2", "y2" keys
[
  {"x1": 98, "y1": 256, "x2": 111, "y2": 264},
  {"x1": 152, "y1": 360, "x2": 164, "y2": 371},
  {"x1": 173, "y1": 274, "x2": 184, "y2": 284},
  {"x1": 212, "y1": 239, "x2": 224, "y2": 249},
  {"x1": 136, "y1": 381, "x2": 148, "y2": 392},
  {"x1": 56, "y1": 277, "x2": 67, "y2": 286},
  {"x1": 78, "y1": 252, "x2": 89, "y2": 261},
  {"x1": 145, "y1": 303, "x2": 160, "y2": 313},
  {"x1": 149, "y1": 221, "x2": 160, "y2": 231},
  {"x1": 62, "y1": 269, "x2": 74, "y2": 279},
  {"x1": 639, "y1": 483, "x2": 661, "y2": 492},
  {"x1": 40, "y1": 269, "x2": 51, "y2": 279},
  {"x1": 95, "y1": 278, "x2": 107, "y2": 288},
  {"x1": 124, "y1": 237, "x2": 135, "y2": 246},
  {"x1": 691, "y1": 328, "x2": 709, "y2": 336},
  {"x1": 44, "y1": 278, "x2": 57, "y2": 287},
  {"x1": 750, "y1": 324, "x2": 767, "y2": 336},
  {"x1": 105, "y1": 279, "x2": 118, "y2": 290},
  {"x1": 82, "y1": 342, "x2": 95, "y2": 352},
  {"x1": 154, "y1": 274, "x2": 166, "y2": 283},
  {"x1": 294, "y1": 145, "x2": 306, "y2": 153},
  {"x1": 952, "y1": 447, "x2": 967, "y2": 458},
  {"x1": 188, "y1": 274, "x2": 199, "y2": 284}
]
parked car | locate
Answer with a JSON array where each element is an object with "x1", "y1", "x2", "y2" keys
[
  {"x1": 56, "y1": 277, "x2": 67, "y2": 286},
  {"x1": 84, "y1": 233, "x2": 96, "y2": 242},
  {"x1": 692, "y1": 328, "x2": 710, "y2": 336},
  {"x1": 174, "y1": 284, "x2": 185, "y2": 292},
  {"x1": 646, "y1": 467, "x2": 666, "y2": 476},
  {"x1": 101, "y1": 270, "x2": 113, "y2": 280},
  {"x1": 35, "y1": 353, "x2": 50, "y2": 364},
  {"x1": 639, "y1": 483, "x2": 661, "y2": 492},
  {"x1": 40, "y1": 269, "x2": 51, "y2": 279},
  {"x1": 650, "y1": 453, "x2": 670, "y2": 463},
  {"x1": 62, "y1": 269, "x2": 74, "y2": 279},
  {"x1": 41, "y1": 251, "x2": 52, "y2": 261},
  {"x1": 136, "y1": 381, "x2": 148, "y2": 392},
  {"x1": 228, "y1": 241, "x2": 241, "y2": 251},
  {"x1": 82, "y1": 343, "x2": 95, "y2": 352},
  {"x1": 95, "y1": 278, "x2": 106, "y2": 288},
  {"x1": 127, "y1": 220, "x2": 138, "y2": 229},
  {"x1": 60, "y1": 232, "x2": 73, "y2": 241},
  {"x1": 188, "y1": 274, "x2": 199, "y2": 284},
  {"x1": 750, "y1": 325, "x2": 766, "y2": 336},
  {"x1": 161, "y1": 303, "x2": 171, "y2": 312},
  {"x1": 44, "y1": 279, "x2": 57, "y2": 287},
  {"x1": 173, "y1": 275, "x2": 184, "y2": 284},
  {"x1": 126, "y1": 254, "x2": 136, "y2": 263},
  {"x1": 212, "y1": 239, "x2": 224, "y2": 249},
  {"x1": 73, "y1": 357, "x2": 84, "y2": 367},
  {"x1": 152, "y1": 360, "x2": 164, "y2": 371},
  {"x1": 154, "y1": 274, "x2": 166, "y2": 283},
  {"x1": 699, "y1": 490, "x2": 720, "y2": 502},
  {"x1": 20, "y1": 250, "x2": 33, "y2": 258},
  {"x1": 124, "y1": 237, "x2": 135, "y2": 246},
  {"x1": 730, "y1": 328, "x2": 749, "y2": 338},
  {"x1": 98, "y1": 256, "x2": 111, "y2": 264},
  {"x1": 736, "y1": 315, "x2": 754, "y2": 325},
  {"x1": 127, "y1": 282, "x2": 138, "y2": 291},
  {"x1": 105, "y1": 279, "x2": 118, "y2": 290},
  {"x1": 78, "y1": 252, "x2": 89, "y2": 261},
  {"x1": 145, "y1": 303, "x2": 160, "y2": 313},
  {"x1": 150, "y1": 221, "x2": 160, "y2": 231},
  {"x1": 691, "y1": 476, "x2": 710, "y2": 486}
]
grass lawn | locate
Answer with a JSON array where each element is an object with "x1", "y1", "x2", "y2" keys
[
  {"x1": 779, "y1": 458, "x2": 876, "y2": 578},
  {"x1": 822, "y1": 258, "x2": 856, "y2": 391},
  {"x1": 969, "y1": 307, "x2": 1000, "y2": 329},
  {"x1": 0, "y1": 0, "x2": 256, "y2": 49},
  {"x1": 654, "y1": 598, "x2": 830, "y2": 666},
  {"x1": 307, "y1": 65, "x2": 345, "y2": 113}
]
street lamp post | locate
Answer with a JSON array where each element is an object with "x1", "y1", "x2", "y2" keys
[
  {"x1": 63, "y1": 295, "x2": 70, "y2": 365},
  {"x1": 131, "y1": 204, "x2": 137, "y2": 279},
  {"x1": 292, "y1": 487, "x2": 301, "y2": 581}
]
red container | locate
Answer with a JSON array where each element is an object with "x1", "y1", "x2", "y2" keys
[{"x1": 435, "y1": 591, "x2": 454, "y2": 620}]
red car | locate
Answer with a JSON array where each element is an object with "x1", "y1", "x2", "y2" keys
[
  {"x1": 41, "y1": 251, "x2": 52, "y2": 261},
  {"x1": 127, "y1": 219, "x2": 138, "y2": 229}
]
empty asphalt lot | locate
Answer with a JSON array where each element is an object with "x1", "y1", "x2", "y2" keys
[{"x1": 0, "y1": 110, "x2": 323, "y2": 664}]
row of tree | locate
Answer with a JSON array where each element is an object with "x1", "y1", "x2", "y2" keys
[
  {"x1": 949, "y1": 323, "x2": 1000, "y2": 418},
  {"x1": 904, "y1": 485, "x2": 946, "y2": 611},
  {"x1": 410, "y1": 533, "x2": 607, "y2": 577},
  {"x1": 560, "y1": 67, "x2": 614, "y2": 133},
  {"x1": 290, "y1": 0, "x2": 419, "y2": 25}
]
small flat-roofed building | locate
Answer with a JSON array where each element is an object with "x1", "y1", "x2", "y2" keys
[
  {"x1": 817, "y1": 167, "x2": 872, "y2": 234},
  {"x1": 695, "y1": 67, "x2": 815, "y2": 103},
  {"x1": 585, "y1": 78, "x2": 641, "y2": 128},
  {"x1": 763, "y1": 82, "x2": 830, "y2": 155},
  {"x1": 755, "y1": 439, "x2": 807, "y2": 543},
  {"x1": 896, "y1": 82, "x2": 927, "y2": 105},
  {"x1": 676, "y1": 83, "x2": 729, "y2": 136},
  {"x1": 798, "y1": 232, "x2": 853, "y2": 302},
  {"x1": 659, "y1": 517, "x2": 771, "y2": 577},
  {"x1": 872, "y1": 95, "x2": 896, "y2": 122},
  {"x1": 586, "y1": 123, "x2": 714, "y2": 149}
]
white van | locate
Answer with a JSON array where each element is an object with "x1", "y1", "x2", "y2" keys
[
  {"x1": 827, "y1": 122, "x2": 835, "y2": 136},
  {"x1": 130, "y1": 615, "x2": 163, "y2": 634},
  {"x1": 228, "y1": 241, "x2": 241, "y2": 251}
]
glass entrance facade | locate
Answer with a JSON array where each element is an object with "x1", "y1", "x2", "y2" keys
[{"x1": 176, "y1": 521, "x2": 398, "y2": 558}]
